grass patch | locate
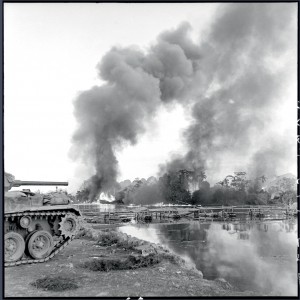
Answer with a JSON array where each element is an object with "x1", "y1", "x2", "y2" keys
[
  {"x1": 95, "y1": 231, "x2": 140, "y2": 250},
  {"x1": 97, "y1": 231, "x2": 119, "y2": 246},
  {"x1": 81, "y1": 253, "x2": 161, "y2": 272},
  {"x1": 160, "y1": 252, "x2": 185, "y2": 265},
  {"x1": 31, "y1": 275, "x2": 79, "y2": 292}
]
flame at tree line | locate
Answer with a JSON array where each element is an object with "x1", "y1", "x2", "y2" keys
[
  {"x1": 70, "y1": 3, "x2": 296, "y2": 202},
  {"x1": 74, "y1": 171, "x2": 297, "y2": 207}
]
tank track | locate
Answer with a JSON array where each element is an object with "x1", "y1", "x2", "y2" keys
[{"x1": 5, "y1": 209, "x2": 80, "y2": 267}]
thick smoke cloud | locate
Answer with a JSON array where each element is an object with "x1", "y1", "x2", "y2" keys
[
  {"x1": 71, "y1": 3, "x2": 296, "y2": 201},
  {"x1": 161, "y1": 3, "x2": 296, "y2": 180},
  {"x1": 71, "y1": 52, "x2": 161, "y2": 200},
  {"x1": 71, "y1": 21, "x2": 203, "y2": 200}
]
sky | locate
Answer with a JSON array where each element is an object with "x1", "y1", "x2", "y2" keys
[{"x1": 4, "y1": 3, "x2": 297, "y2": 193}]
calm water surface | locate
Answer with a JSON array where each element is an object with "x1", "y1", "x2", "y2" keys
[{"x1": 118, "y1": 219, "x2": 298, "y2": 296}]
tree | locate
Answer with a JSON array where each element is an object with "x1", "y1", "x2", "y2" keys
[
  {"x1": 198, "y1": 170, "x2": 207, "y2": 182},
  {"x1": 267, "y1": 177, "x2": 297, "y2": 205},
  {"x1": 75, "y1": 188, "x2": 89, "y2": 203},
  {"x1": 159, "y1": 172, "x2": 192, "y2": 204}
]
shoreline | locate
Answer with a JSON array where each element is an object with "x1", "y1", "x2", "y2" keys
[{"x1": 4, "y1": 222, "x2": 285, "y2": 297}]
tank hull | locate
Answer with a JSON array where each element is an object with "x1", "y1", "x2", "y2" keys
[{"x1": 4, "y1": 172, "x2": 82, "y2": 266}]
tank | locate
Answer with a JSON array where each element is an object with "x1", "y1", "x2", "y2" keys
[{"x1": 4, "y1": 172, "x2": 82, "y2": 267}]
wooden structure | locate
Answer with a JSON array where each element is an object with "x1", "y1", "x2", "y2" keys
[{"x1": 73, "y1": 203, "x2": 296, "y2": 224}]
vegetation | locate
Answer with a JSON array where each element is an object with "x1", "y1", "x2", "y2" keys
[
  {"x1": 31, "y1": 276, "x2": 78, "y2": 291},
  {"x1": 80, "y1": 254, "x2": 161, "y2": 271},
  {"x1": 78, "y1": 226, "x2": 186, "y2": 272},
  {"x1": 159, "y1": 173, "x2": 192, "y2": 205},
  {"x1": 75, "y1": 188, "x2": 90, "y2": 203},
  {"x1": 75, "y1": 170, "x2": 296, "y2": 207}
]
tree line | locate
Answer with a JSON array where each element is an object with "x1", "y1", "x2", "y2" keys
[{"x1": 75, "y1": 170, "x2": 297, "y2": 206}]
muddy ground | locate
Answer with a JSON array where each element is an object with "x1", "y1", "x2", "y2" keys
[{"x1": 5, "y1": 228, "x2": 257, "y2": 297}]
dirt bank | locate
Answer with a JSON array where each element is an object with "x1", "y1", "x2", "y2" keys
[{"x1": 5, "y1": 225, "x2": 256, "y2": 297}]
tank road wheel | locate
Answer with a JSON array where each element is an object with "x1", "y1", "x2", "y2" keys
[
  {"x1": 27, "y1": 230, "x2": 54, "y2": 259},
  {"x1": 5, "y1": 232, "x2": 25, "y2": 262},
  {"x1": 59, "y1": 213, "x2": 79, "y2": 238}
]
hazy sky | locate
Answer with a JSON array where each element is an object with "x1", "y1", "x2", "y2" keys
[{"x1": 4, "y1": 3, "x2": 297, "y2": 193}]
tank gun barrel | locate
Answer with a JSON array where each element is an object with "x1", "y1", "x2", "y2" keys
[{"x1": 12, "y1": 180, "x2": 69, "y2": 187}]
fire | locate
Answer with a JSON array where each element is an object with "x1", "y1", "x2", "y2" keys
[{"x1": 98, "y1": 192, "x2": 115, "y2": 202}]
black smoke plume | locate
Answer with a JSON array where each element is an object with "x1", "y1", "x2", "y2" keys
[
  {"x1": 71, "y1": 3, "x2": 296, "y2": 201},
  {"x1": 160, "y1": 3, "x2": 296, "y2": 181}
]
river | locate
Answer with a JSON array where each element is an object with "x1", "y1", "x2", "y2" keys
[{"x1": 118, "y1": 219, "x2": 298, "y2": 296}]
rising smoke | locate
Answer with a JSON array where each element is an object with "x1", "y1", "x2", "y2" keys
[
  {"x1": 161, "y1": 3, "x2": 296, "y2": 180},
  {"x1": 71, "y1": 3, "x2": 296, "y2": 201}
]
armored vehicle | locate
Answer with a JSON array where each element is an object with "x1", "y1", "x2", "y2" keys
[{"x1": 4, "y1": 172, "x2": 82, "y2": 267}]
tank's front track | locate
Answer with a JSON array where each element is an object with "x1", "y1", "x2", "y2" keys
[{"x1": 5, "y1": 209, "x2": 81, "y2": 267}]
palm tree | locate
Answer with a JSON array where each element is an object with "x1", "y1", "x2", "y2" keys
[
  {"x1": 199, "y1": 170, "x2": 207, "y2": 182},
  {"x1": 260, "y1": 175, "x2": 267, "y2": 183}
]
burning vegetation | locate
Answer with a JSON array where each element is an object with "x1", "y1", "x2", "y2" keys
[{"x1": 75, "y1": 171, "x2": 296, "y2": 207}]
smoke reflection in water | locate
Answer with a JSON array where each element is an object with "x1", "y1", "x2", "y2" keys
[{"x1": 119, "y1": 220, "x2": 297, "y2": 295}]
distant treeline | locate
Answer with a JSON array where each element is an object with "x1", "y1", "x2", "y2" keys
[{"x1": 75, "y1": 170, "x2": 297, "y2": 206}]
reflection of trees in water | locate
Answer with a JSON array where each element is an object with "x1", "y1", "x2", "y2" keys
[
  {"x1": 238, "y1": 232, "x2": 250, "y2": 240},
  {"x1": 283, "y1": 220, "x2": 295, "y2": 232},
  {"x1": 157, "y1": 221, "x2": 296, "y2": 245},
  {"x1": 221, "y1": 220, "x2": 296, "y2": 236},
  {"x1": 152, "y1": 220, "x2": 297, "y2": 290},
  {"x1": 222, "y1": 222, "x2": 253, "y2": 237},
  {"x1": 157, "y1": 222, "x2": 209, "y2": 243}
]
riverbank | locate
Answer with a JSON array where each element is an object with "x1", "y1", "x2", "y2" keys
[{"x1": 5, "y1": 223, "x2": 261, "y2": 297}]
